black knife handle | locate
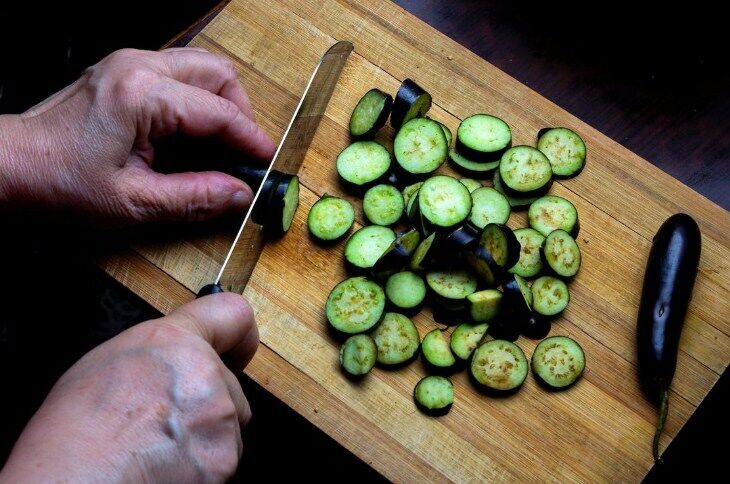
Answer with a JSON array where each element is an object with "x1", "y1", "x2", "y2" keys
[{"x1": 197, "y1": 283, "x2": 225, "y2": 298}]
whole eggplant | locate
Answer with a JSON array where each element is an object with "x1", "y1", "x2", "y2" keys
[{"x1": 636, "y1": 213, "x2": 701, "y2": 462}]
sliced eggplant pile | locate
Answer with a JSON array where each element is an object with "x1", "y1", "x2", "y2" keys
[{"x1": 317, "y1": 80, "x2": 589, "y2": 415}]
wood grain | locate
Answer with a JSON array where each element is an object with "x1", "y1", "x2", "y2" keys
[{"x1": 97, "y1": 0, "x2": 730, "y2": 481}]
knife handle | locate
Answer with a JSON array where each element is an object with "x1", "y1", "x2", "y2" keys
[{"x1": 197, "y1": 283, "x2": 225, "y2": 298}]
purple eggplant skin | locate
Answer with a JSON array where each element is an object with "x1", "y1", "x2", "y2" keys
[{"x1": 636, "y1": 213, "x2": 701, "y2": 462}]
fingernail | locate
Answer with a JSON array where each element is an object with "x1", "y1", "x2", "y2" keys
[{"x1": 231, "y1": 189, "x2": 250, "y2": 207}]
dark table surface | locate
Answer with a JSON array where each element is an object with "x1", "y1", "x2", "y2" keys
[{"x1": 0, "y1": 0, "x2": 727, "y2": 481}]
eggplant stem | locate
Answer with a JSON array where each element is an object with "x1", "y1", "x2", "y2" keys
[{"x1": 653, "y1": 390, "x2": 669, "y2": 463}]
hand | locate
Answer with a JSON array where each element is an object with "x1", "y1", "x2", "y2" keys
[
  {"x1": 0, "y1": 293, "x2": 258, "y2": 483},
  {"x1": 0, "y1": 47, "x2": 276, "y2": 225}
]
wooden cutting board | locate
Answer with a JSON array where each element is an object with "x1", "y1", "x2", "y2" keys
[{"x1": 96, "y1": 0, "x2": 730, "y2": 481}]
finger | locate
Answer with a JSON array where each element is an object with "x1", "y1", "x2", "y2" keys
[
  {"x1": 168, "y1": 292, "x2": 260, "y2": 369},
  {"x1": 122, "y1": 163, "x2": 253, "y2": 222},
  {"x1": 162, "y1": 48, "x2": 257, "y2": 121},
  {"x1": 220, "y1": 366, "x2": 252, "y2": 427},
  {"x1": 163, "y1": 46, "x2": 209, "y2": 54},
  {"x1": 147, "y1": 79, "x2": 275, "y2": 162}
]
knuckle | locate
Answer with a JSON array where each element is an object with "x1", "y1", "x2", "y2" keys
[
  {"x1": 215, "y1": 95, "x2": 241, "y2": 121},
  {"x1": 106, "y1": 48, "x2": 141, "y2": 65},
  {"x1": 120, "y1": 175, "x2": 160, "y2": 222},
  {"x1": 129, "y1": 319, "x2": 188, "y2": 345},
  {"x1": 178, "y1": 183, "x2": 219, "y2": 222},
  {"x1": 194, "y1": 353, "x2": 222, "y2": 381},
  {"x1": 219, "y1": 57, "x2": 238, "y2": 80},
  {"x1": 111, "y1": 68, "x2": 159, "y2": 106}
]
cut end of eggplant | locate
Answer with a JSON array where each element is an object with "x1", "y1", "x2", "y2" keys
[{"x1": 391, "y1": 78, "x2": 432, "y2": 129}]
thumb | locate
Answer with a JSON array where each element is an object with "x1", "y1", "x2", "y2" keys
[
  {"x1": 165, "y1": 291, "x2": 259, "y2": 370},
  {"x1": 122, "y1": 166, "x2": 253, "y2": 222}
]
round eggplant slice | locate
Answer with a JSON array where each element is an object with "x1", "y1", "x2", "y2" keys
[
  {"x1": 326, "y1": 277, "x2": 386, "y2": 334},
  {"x1": 531, "y1": 276, "x2": 570, "y2": 316},
  {"x1": 499, "y1": 145, "x2": 553, "y2": 195},
  {"x1": 394, "y1": 118, "x2": 448, "y2": 176},
  {"x1": 363, "y1": 184, "x2": 405, "y2": 226},
  {"x1": 537, "y1": 127, "x2": 587, "y2": 178},
  {"x1": 340, "y1": 334, "x2": 377, "y2": 376},
  {"x1": 480, "y1": 223, "x2": 521, "y2": 269},
  {"x1": 414, "y1": 376, "x2": 453, "y2": 415},
  {"x1": 532, "y1": 336, "x2": 585, "y2": 388},
  {"x1": 349, "y1": 88, "x2": 393, "y2": 139},
  {"x1": 528, "y1": 195, "x2": 579, "y2": 237},
  {"x1": 422, "y1": 329, "x2": 457, "y2": 369},
  {"x1": 450, "y1": 322, "x2": 489, "y2": 360},
  {"x1": 307, "y1": 195, "x2": 355, "y2": 242},
  {"x1": 344, "y1": 225, "x2": 396, "y2": 271},
  {"x1": 469, "y1": 187, "x2": 511, "y2": 229},
  {"x1": 542, "y1": 229, "x2": 582, "y2": 278},
  {"x1": 510, "y1": 228, "x2": 545, "y2": 278},
  {"x1": 456, "y1": 114, "x2": 512, "y2": 162},
  {"x1": 418, "y1": 175, "x2": 472, "y2": 230},
  {"x1": 336, "y1": 141, "x2": 391, "y2": 191},
  {"x1": 471, "y1": 340, "x2": 529, "y2": 391},
  {"x1": 385, "y1": 271, "x2": 426, "y2": 310},
  {"x1": 371, "y1": 312, "x2": 420, "y2": 365}
]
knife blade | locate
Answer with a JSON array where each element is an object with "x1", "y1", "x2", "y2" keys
[{"x1": 198, "y1": 40, "x2": 353, "y2": 297}]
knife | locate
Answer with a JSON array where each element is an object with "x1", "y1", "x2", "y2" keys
[{"x1": 198, "y1": 40, "x2": 353, "y2": 297}]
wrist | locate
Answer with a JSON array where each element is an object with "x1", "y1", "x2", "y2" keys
[{"x1": 0, "y1": 114, "x2": 34, "y2": 205}]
